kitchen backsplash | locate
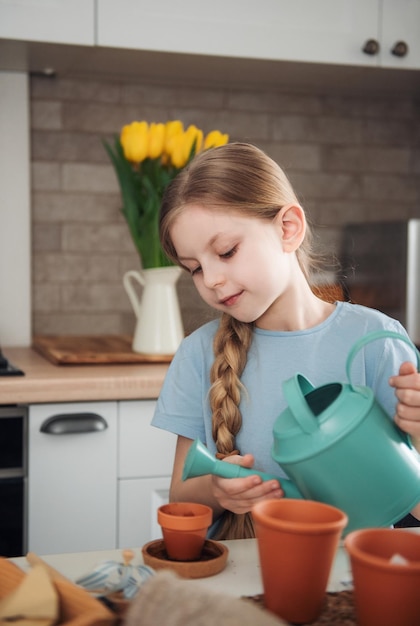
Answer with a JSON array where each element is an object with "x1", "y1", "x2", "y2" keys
[{"x1": 30, "y1": 75, "x2": 420, "y2": 337}]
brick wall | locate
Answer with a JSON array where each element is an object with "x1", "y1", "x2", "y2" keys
[{"x1": 30, "y1": 75, "x2": 420, "y2": 337}]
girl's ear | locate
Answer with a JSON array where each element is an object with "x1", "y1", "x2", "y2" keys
[{"x1": 274, "y1": 204, "x2": 306, "y2": 252}]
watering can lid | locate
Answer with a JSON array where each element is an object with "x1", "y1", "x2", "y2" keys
[{"x1": 272, "y1": 374, "x2": 373, "y2": 462}]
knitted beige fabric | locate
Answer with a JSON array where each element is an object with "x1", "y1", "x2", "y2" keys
[{"x1": 124, "y1": 571, "x2": 287, "y2": 626}]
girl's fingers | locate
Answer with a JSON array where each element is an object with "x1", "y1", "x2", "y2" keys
[
  {"x1": 389, "y1": 361, "x2": 420, "y2": 390},
  {"x1": 212, "y1": 474, "x2": 283, "y2": 514}
]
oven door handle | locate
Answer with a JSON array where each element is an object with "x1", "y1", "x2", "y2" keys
[{"x1": 40, "y1": 413, "x2": 108, "y2": 435}]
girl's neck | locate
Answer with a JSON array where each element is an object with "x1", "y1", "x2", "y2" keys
[{"x1": 256, "y1": 277, "x2": 336, "y2": 332}]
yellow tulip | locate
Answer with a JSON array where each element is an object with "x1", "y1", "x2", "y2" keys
[
  {"x1": 148, "y1": 123, "x2": 165, "y2": 159},
  {"x1": 167, "y1": 126, "x2": 202, "y2": 168},
  {"x1": 164, "y1": 120, "x2": 184, "y2": 149},
  {"x1": 184, "y1": 125, "x2": 203, "y2": 156},
  {"x1": 120, "y1": 121, "x2": 149, "y2": 163},
  {"x1": 167, "y1": 133, "x2": 188, "y2": 169},
  {"x1": 163, "y1": 121, "x2": 183, "y2": 162},
  {"x1": 203, "y1": 130, "x2": 229, "y2": 150},
  {"x1": 169, "y1": 124, "x2": 204, "y2": 167}
]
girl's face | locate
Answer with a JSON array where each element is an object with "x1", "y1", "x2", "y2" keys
[{"x1": 170, "y1": 204, "x2": 301, "y2": 329}]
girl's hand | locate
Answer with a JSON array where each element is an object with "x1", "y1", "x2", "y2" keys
[
  {"x1": 389, "y1": 361, "x2": 420, "y2": 451},
  {"x1": 210, "y1": 453, "x2": 283, "y2": 515}
]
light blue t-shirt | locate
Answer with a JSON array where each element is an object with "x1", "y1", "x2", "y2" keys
[{"x1": 152, "y1": 302, "x2": 417, "y2": 479}]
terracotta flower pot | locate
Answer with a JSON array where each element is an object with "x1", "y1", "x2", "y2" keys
[
  {"x1": 252, "y1": 499, "x2": 348, "y2": 624},
  {"x1": 345, "y1": 528, "x2": 420, "y2": 626},
  {"x1": 158, "y1": 502, "x2": 213, "y2": 561}
]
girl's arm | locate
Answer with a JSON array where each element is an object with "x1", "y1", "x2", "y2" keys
[
  {"x1": 389, "y1": 361, "x2": 420, "y2": 520},
  {"x1": 389, "y1": 361, "x2": 420, "y2": 451}
]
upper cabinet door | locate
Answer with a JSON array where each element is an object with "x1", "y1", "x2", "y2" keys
[
  {"x1": 0, "y1": 0, "x2": 95, "y2": 45},
  {"x1": 96, "y1": 0, "x2": 381, "y2": 67},
  {"x1": 380, "y1": 0, "x2": 420, "y2": 69}
]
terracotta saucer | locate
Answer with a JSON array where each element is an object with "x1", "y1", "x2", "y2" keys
[{"x1": 142, "y1": 539, "x2": 228, "y2": 579}]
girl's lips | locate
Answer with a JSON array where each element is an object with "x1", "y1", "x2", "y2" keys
[{"x1": 220, "y1": 291, "x2": 243, "y2": 307}]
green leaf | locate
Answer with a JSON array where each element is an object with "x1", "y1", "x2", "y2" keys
[{"x1": 103, "y1": 136, "x2": 175, "y2": 268}]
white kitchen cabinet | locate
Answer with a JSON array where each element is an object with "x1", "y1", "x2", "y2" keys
[
  {"x1": 96, "y1": 0, "x2": 375, "y2": 65},
  {"x1": 118, "y1": 478, "x2": 169, "y2": 548},
  {"x1": 28, "y1": 401, "x2": 118, "y2": 555},
  {"x1": 380, "y1": 0, "x2": 420, "y2": 69},
  {"x1": 0, "y1": 0, "x2": 95, "y2": 45},
  {"x1": 97, "y1": 0, "x2": 420, "y2": 70},
  {"x1": 28, "y1": 398, "x2": 175, "y2": 555},
  {"x1": 117, "y1": 400, "x2": 176, "y2": 549}
]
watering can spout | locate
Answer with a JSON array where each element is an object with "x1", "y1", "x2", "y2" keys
[
  {"x1": 182, "y1": 439, "x2": 303, "y2": 498},
  {"x1": 282, "y1": 479, "x2": 303, "y2": 499}
]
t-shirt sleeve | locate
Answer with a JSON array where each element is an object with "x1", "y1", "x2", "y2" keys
[
  {"x1": 151, "y1": 334, "x2": 208, "y2": 443},
  {"x1": 367, "y1": 319, "x2": 419, "y2": 419}
]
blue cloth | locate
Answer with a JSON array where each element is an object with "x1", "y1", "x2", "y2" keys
[{"x1": 152, "y1": 302, "x2": 417, "y2": 479}]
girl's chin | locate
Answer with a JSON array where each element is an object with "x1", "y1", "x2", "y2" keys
[
  {"x1": 225, "y1": 310, "x2": 260, "y2": 324},
  {"x1": 211, "y1": 300, "x2": 264, "y2": 324}
]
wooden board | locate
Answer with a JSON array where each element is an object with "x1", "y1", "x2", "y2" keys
[{"x1": 32, "y1": 335, "x2": 174, "y2": 365}]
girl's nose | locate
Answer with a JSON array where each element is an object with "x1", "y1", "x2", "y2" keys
[{"x1": 203, "y1": 266, "x2": 225, "y2": 289}]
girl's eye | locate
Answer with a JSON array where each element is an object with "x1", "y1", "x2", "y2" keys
[
  {"x1": 190, "y1": 265, "x2": 202, "y2": 276},
  {"x1": 220, "y1": 246, "x2": 237, "y2": 259}
]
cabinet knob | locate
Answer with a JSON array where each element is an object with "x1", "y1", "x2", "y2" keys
[
  {"x1": 362, "y1": 39, "x2": 380, "y2": 55},
  {"x1": 391, "y1": 41, "x2": 409, "y2": 57}
]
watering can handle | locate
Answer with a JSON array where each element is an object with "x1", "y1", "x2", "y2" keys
[
  {"x1": 123, "y1": 270, "x2": 145, "y2": 318},
  {"x1": 346, "y1": 330, "x2": 420, "y2": 387},
  {"x1": 282, "y1": 374, "x2": 319, "y2": 434}
]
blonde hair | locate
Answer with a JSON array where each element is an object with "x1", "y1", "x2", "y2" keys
[{"x1": 160, "y1": 143, "x2": 316, "y2": 539}]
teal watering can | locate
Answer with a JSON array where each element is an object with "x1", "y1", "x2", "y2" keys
[
  {"x1": 272, "y1": 330, "x2": 420, "y2": 532},
  {"x1": 182, "y1": 331, "x2": 420, "y2": 533}
]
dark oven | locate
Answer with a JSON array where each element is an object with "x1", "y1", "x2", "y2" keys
[{"x1": 0, "y1": 405, "x2": 28, "y2": 557}]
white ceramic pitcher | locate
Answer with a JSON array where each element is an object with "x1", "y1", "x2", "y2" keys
[{"x1": 123, "y1": 266, "x2": 184, "y2": 355}]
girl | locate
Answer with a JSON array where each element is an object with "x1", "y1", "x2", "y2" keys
[{"x1": 152, "y1": 142, "x2": 420, "y2": 539}]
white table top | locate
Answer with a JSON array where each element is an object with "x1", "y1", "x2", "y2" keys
[{"x1": 11, "y1": 538, "x2": 352, "y2": 598}]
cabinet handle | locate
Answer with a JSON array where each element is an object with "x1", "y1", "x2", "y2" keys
[
  {"x1": 391, "y1": 41, "x2": 409, "y2": 57},
  {"x1": 40, "y1": 413, "x2": 108, "y2": 435},
  {"x1": 362, "y1": 39, "x2": 380, "y2": 55}
]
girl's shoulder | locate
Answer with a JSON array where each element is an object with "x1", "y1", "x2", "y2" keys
[
  {"x1": 183, "y1": 318, "x2": 220, "y2": 347},
  {"x1": 172, "y1": 318, "x2": 220, "y2": 366},
  {"x1": 334, "y1": 302, "x2": 416, "y2": 366},
  {"x1": 336, "y1": 301, "x2": 407, "y2": 334}
]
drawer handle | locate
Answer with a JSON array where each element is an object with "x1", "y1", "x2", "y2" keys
[{"x1": 40, "y1": 413, "x2": 108, "y2": 435}]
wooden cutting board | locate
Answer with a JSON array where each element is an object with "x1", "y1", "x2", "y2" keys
[{"x1": 32, "y1": 335, "x2": 174, "y2": 365}]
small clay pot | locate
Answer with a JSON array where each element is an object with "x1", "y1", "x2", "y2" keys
[
  {"x1": 345, "y1": 528, "x2": 420, "y2": 626},
  {"x1": 157, "y1": 502, "x2": 213, "y2": 561}
]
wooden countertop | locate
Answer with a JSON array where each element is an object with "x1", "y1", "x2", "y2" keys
[{"x1": 0, "y1": 347, "x2": 169, "y2": 404}]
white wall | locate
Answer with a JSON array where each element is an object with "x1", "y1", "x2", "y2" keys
[{"x1": 0, "y1": 71, "x2": 31, "y2": 346}]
